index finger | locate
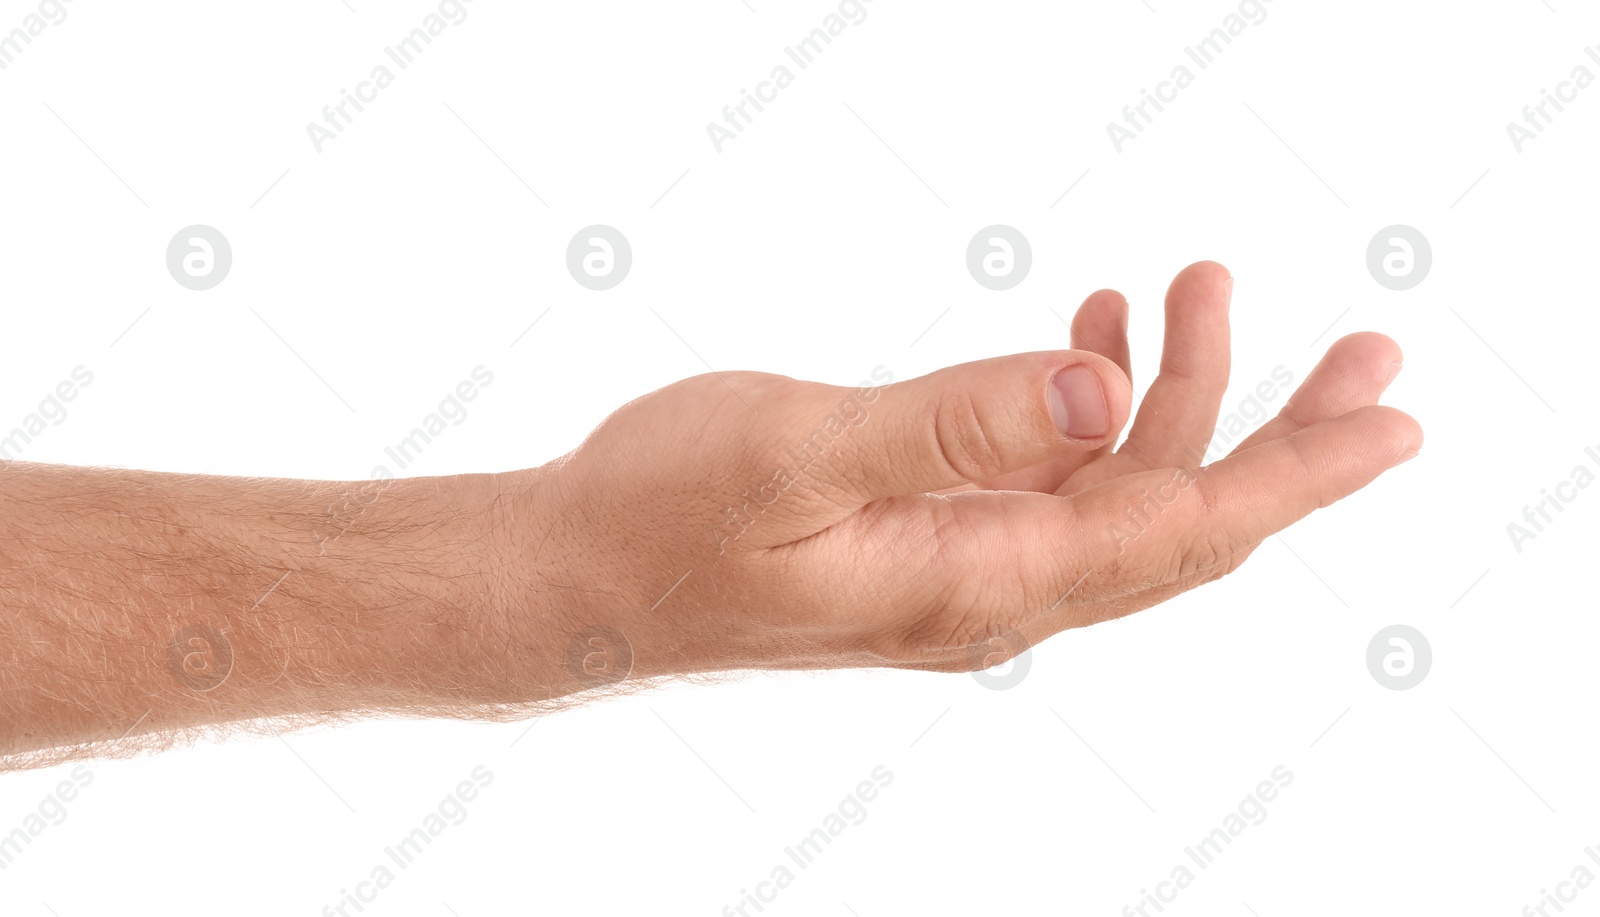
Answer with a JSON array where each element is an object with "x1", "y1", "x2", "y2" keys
[{"x1": 1004, "y1": 403, "x2": 1421, "y2": 619}]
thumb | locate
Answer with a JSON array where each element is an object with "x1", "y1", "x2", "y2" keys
[{"x1": 818, "y1": 351, "x2": 1132, "y2": 504}]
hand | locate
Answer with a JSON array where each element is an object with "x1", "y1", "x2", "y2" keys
[{"x1": 503, "y1": 261, "x2": 1420, "y2": 693}]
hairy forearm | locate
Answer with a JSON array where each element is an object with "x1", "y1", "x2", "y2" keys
[{"x1": 0, "y1": 462, "x2": 569, "y2": 770}]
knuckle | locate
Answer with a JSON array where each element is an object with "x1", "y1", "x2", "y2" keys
[
  {"x1": 1178, "y1": 530, "x2": 1249, "y2": 583},
  {"x1": 872, "y1": 508, "x2": 1014, "y2": 663},
  {"x1": 1205, "y1": 541, "x2": 1255, "y2": 582},
  {"x1": 932, "y1": 389, "x2": 1007, "y2": 482},
  {"x1": 898, "y1": 599, "x2": 1008, "y2": 662},
  {"x1": 902, "y1": 564, "x2": 1024, "y2": 666},
  {"x1": 1162, "y1": 529, "x2": 1229, "y2": 583},
  {"x1": 961, "y1": 628, "x2": 1030, "y2": 674}
]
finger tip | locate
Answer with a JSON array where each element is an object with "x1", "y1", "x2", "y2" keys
[
  {"x1": 1182, "y1": 260, "x2": 1232, "y2": 285},
  {"x1": 1167, "y1": 261, "x2": 1234, "y2": 311},
  {"x1": 1333, "y1": 330, "x2": 1403, "y2": 364},
  {"x1": 1323, "y1": 331, "x2": 1405, "y2": 391},
  {"x1": 1055, "y1": 351, "x2": 1134, "y2": 444},
  {"x1": 1404, "y1": 415, "x2": 1424, "y2": 452},
  {"x1": 1366, "y1": 404, "x2": 1424, "y2": 459},
  {"x1": 1100, "y1": 360, "x2": 1136, "y2": 434},
  {"x1": 1074, "y1": 289, "x2": 1128, "y2": 326}
]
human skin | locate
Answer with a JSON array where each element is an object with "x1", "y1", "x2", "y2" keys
[{"x1": 0, "y1": 261, "x2": 1420, "y2": 769}]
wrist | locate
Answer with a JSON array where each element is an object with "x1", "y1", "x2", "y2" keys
[
  {"x1": 293, "y1": 472, "x2": 532, "y2": 712},
  {"x1": 487, "y1": 465, "x2": 637, "y2": 701}
]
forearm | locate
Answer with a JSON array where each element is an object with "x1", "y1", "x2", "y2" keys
[{"x1": 0, "y1": 462, "x2": 565, "y2": 768}]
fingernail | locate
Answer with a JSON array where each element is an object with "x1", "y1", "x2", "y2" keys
[
  {"x1": 1395, "y1": 449, "x2": 1419, "y2": 465},
  {"x1": 1048, "y1": 364, "x2": 1109, "y2": 439}
]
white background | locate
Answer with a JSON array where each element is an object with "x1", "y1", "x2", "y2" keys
[{"x1": 1, "y1": 1, "x2": 1597, "y2": 914}]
